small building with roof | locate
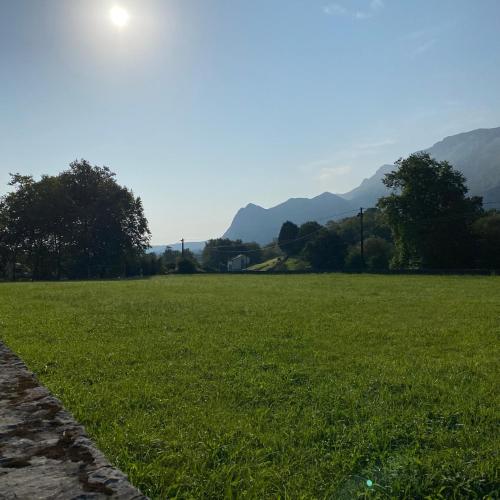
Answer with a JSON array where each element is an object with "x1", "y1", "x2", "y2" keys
[{"x1": 227, "y1": 254, "x2": 250, "y2": 272}]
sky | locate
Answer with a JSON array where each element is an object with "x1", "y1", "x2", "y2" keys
[{"x1": 1, "y1": 0, "x2": 500, "y2": 244}]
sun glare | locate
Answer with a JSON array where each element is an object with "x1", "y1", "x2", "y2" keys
[{"x1": 110, "y1": 6, "x2": 130, "y2": 28}]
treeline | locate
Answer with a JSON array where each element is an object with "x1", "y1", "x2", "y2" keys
[
  {"x1": 201, "y1": 153, "x2": 498, "y2": 272},
  {"x1": 274, "y1": 153, "x2": 500, "y2": 271},
  {"x1": 147, "y1": 152, "x2": 500, "y2": 274},
  {"x1": 140, "y1": 239, "x2": 272, "y2": 274},
  {"x1": 275, "y1": 210, "x2": 393, "y2": 271},
  {"x1": 0, "y1": 160, "x2": 150, "y2": 280},
  {"x1": 1, "y1": 154, "x2": 499, "y2": 280}
]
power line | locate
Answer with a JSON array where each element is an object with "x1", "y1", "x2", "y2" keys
[
  {"x1": 173, "y1": 201, "x2": 500, "y2": 255},
  {"x1": 198, "y1": 208, "x2": 360, "y2": 251}
]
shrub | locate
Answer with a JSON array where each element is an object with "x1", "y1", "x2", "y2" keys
[{"x1": 176, "y1": 257, "x2": 197, "y2": 274}]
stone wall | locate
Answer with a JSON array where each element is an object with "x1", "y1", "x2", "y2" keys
[{"x1": 0, "y1": 342, "x2": 148, "y2": 499}]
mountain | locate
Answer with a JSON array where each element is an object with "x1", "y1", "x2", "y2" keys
[
  {"x1": 223, "y1": 192, "x2": 354, "y2": 244},
  {"x1": 345, "y1": 127, "x2": 500, "y2": 207},
  {"x1": 425, "y1": 127, "x2": 500, "y2": 195},
  {"x1": 341, "y1": 164, "x2": 394, "y2": 207},
  {"x1": 223, "y1": 127, "x2": 500, "y2": 244}
]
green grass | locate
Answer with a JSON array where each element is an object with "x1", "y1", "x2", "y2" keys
[
  {"x1": 246, "y1": 257, "x2": 282, "y2": 271},
  {"x1": 247, "y1": 257, "x2": 310, "y2": 271},
  {"x1": 1, "y1": 275, "x2": 499, "y2": 498}
]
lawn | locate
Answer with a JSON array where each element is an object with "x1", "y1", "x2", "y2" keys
[{"x1": 1, "y1": 275, "x2": 499, "y2": 498}]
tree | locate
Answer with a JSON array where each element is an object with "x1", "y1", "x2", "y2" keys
[
  {"x1": 277, "y1": 221, "x2": 300, "y2": 256},
  {"x1": 472, "y1": 211, "x2": 500, "y2": 268},
  {"x1": 345, "y1": 237, "x2": 393, "y2": 270},
  {"x1": 176, "y1": 257, "x2": 197, "y2": 274},
  {"x1": 162, "y1": 246, "x2": 182, "y2": 271},
  {"x1": 0, "y1": 160, "x2": 151, "y2": 280},
  {"x1": 377, "y1": 153, "x2": 482, "y2": 268},
  {"x1": 141, "y1": 253, "x2": 165, "y2": 276},
  {"x1": 303, "y1": 229, "x2": 347, "y2": 270},
  {"x1": 296, "y1": 221, "x2": 322, "y2": 253},
  {"x1": 59, "y1": 160, "x2": 150, "y2": 278},
  {"x1": 364, "y1": 237, "x2": 393, "y2": 269},
  {"x1": 0, "y1": 174, "x2": 38, "y2": 280},
  {"x1": 330, "y1": 208, "x2": 392, "y2": 246},
  {"x1": 344, "y1": 246, "x2": 364, "y2": 270}
]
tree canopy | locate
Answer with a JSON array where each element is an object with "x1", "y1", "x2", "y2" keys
[
  {"x1": 1, "y1": 154, "x2": 499, "y2": 280},
  {"x1": 472, "y1": 211, "x2": 500, "y2": 269},
  {"x1": 277, "y1": 221, "x2": 300, "y2": 255},
  {"x1": 0, "y1": 160, "x2": 150, "y2": 280},
  {"x1": 302, "y1": 228, "x2": 347, "y2": 271},
  {"x1": 377, "y1": 153, "x2": 482, "y2": 268}
]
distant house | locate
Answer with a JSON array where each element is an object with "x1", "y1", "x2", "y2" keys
[{"x1": 227, "y1": 254, "x2": 250, "y2": 272}]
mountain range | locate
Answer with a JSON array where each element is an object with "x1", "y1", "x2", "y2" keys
[{"x1": 223, "y1": 127, "x2": 500, "y2": 244}]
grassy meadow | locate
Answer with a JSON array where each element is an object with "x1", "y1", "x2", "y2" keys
[{"x1": 0, "y1": 274, "x2": 499, "y2": 498}]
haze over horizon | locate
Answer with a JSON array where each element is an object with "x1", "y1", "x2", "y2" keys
[{"x1": 2, "y1": 0, "x2": 500, "y2": 244}]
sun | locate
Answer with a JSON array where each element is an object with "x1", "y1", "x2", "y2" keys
[{"x1": 110, "y1": 6, "x2": 130, "y2": 28}]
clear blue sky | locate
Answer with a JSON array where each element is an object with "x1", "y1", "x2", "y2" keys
[{"x1": 1, "y1": 0, "x2": 500, "y2": 244}]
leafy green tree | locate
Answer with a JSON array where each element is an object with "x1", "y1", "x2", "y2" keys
[
  {"x1": 346, "y1": 237, "x2": 393, "y2": 270},
  {"x1": 0, "y1": 174, "x2": 38, "y2": 280},
  {"x1": 377, "y1": 153, "x2": 482, "y2": 268},
  {"x1": 141, "y1": 253, "x2": 165, "y2": 276},
  {"x1": 364, "y1": 237, "x2": 393, "y2": 269},
  {"x1": 472, "y1": 211, "x2": 500, "y2": 268},
  {"x1": 32, "y1": 175, "x2": 69, "y2": 279},
  {"x1": 296, "y1": 221, "x2": 322, "y2": 253},
  {"x1": 303, "y1": 229, "x2": 347, "y2": 270},
  {"x1": 0, "y1": 160, "x2": 150, "y2": 280},
  {"x1": 278, "y1": 221, "x2": 300, "y2": 255},
  {"x1": 162, "y1": 246, "x2": 182, "y2": 271},
  {"x1": 59, "y1": 160, "x2": 150, "y2": 278},
  {"x1": 176, "y1": 257, "x2": 197, "y2": 274},
  {"x1": 330, "y1": 208, "x2": 392, "y2": 246},
  {"x1": 344, "y1": 246, "x2": 364, "y2": 270}
]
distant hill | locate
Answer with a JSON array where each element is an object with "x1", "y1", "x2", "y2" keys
[
  {"x1": 148, "y1": 241, "x2": 206, "y2": 255},
  {"x1": 222, "y1": 127, "x2": 500, "y2": 245},
  {"x1": 223, "y1": 192, "x2": 354, "y2": 245}
]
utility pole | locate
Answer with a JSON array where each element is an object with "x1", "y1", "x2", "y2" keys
[
  {"x1": 358, "y1": 207, "x2": 365, "y2": 270},
  {"x1": 181, "y1": 238, "x2": 185, "y2": 257}
]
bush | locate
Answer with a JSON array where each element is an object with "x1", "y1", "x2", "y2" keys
[
  {"x1": 176, "y1": 257, "x2": 197, "y2": 274},
  {"x1": 345, "y1": 247, "x2": 364, "y2": 270},
  {"x1": 364, "y1": 237, "x2": 393, "y2": 269},
  {"x1": 472, "y1": 212, "x2": 500, "y2": 268},
  {"x1": 303, "y1": 229, "x2": 347, "y2": 271},
  {"x1": 345, "y1": 237, "x2": 393, "y2": 270}
]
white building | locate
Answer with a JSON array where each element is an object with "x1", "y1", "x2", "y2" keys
[{"x1": 227, "y1": 254, "x2": 250, "y2": 272}]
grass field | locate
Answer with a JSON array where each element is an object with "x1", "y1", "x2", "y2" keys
[
  {"x1": 1, "y1": 275, "x2": 499, "y2": 498},
  {"x1": 247, "y1": 257, "x2": 310, "y2": 272}
]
